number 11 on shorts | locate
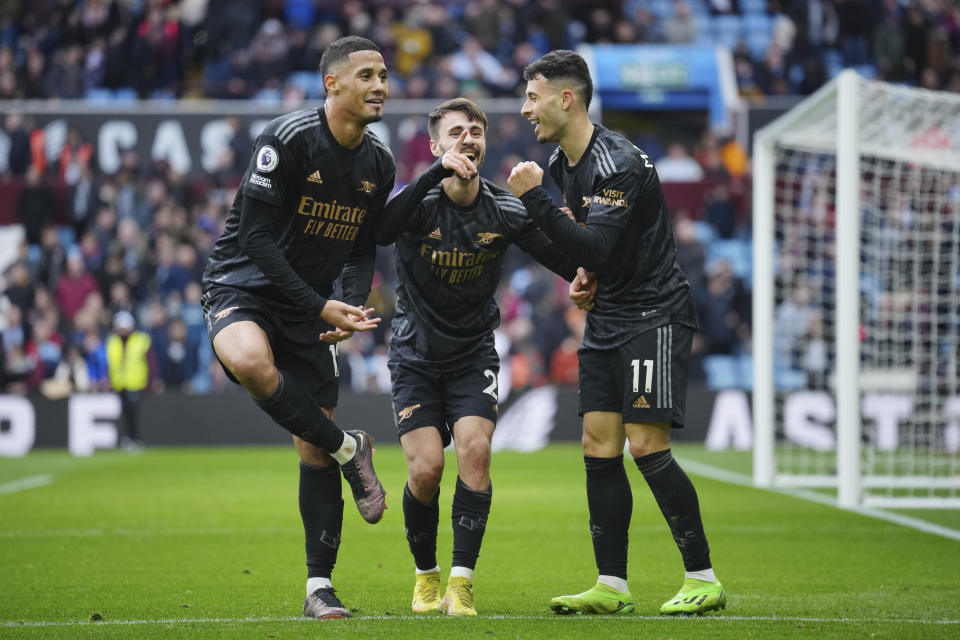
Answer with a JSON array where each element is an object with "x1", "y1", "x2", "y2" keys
[{"x1": 631, "y1": 359, "x2": 653, "y2": 393}]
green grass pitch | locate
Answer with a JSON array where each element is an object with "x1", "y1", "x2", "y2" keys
[{"x1": 1, "y1": 443, "x2": 958, "y2": 639}]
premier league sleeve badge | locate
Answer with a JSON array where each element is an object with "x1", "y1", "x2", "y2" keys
[{"x1": 256, "y1": 145, "x2": 279, "y2": 173}]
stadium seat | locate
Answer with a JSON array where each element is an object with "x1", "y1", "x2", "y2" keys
[
  {"x1": 774, "y1": 364, "x2": 807, "y2": 391},
  {"x1": 743, "y1": 14, "x2": 773, "y2": 36},
  {"x1": 713, "y1": 15, "x2": 743, "y2": 42},
  {"x1": 854, "y1": 64, "x2": 877, "y2": 79},
  {"x1": 287, "y1": 71, "x2": 322, "y2": 99},
  {"x1": 707, "y1": 239, "x2": 752, "y2": 284},
  {"x1": 746, "y1": 33, "x2": 772, "y2": 59},
  {"x1": 688, "y1": 0, "x2": 710, "y2": 17},
  {"x1": 740, "y1": 0, "x2": 768, "y2": 15},
  {"x1": 84, "y1": 88, "x2": 115, "y2": 102},
  {"x1": 692, "y1": 220, "x2": 716, "y2": 247},
  {"x1": 823, "y1": 50, "x2": 844, "y2": 79},
  {"x1": 649, "y1": 0, "x2": 674, "y2": 19},
  {"x1": 704, "y1": 355, "x2": 742, "y2": 390},
  {"x1": 253, "y1": 88, "x2": 282, "y2": 104},
  {"x1": 113, "y1": 88, "x2": 138, "y2": 102},
  {"x1": 57, "y1": 227, "x2": 76, "y2": 250},
  {"x1": 737, "y1": 354, "x2": 754, "y2": 388}
]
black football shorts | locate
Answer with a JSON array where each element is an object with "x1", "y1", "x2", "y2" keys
[
  {"x1": 578, "y1": 324, "x2": 693, "y2": 428},
  {"x1": 201, "y1": 284, "x2": 340, "y2": 407},
  {"x1": 387, "y1": 347, "x2": 500, "y2": 447}
]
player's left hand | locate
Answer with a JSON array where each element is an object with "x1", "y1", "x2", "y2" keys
[
  {"x1": 319, "y1": 327, "x2": 353, "y2": 343},
  {"x1": 319, "y1": 301, "x2": 380, "y2": 335},
  {"x1": 319, "y1": 306, "x2": 378, "y2": 342},
  {"x1": 507, "y1": 161, "x2": 544, "y2": 197},
  {"x1": 569, "y1": 267, "x2": 597, "y2": 311}
]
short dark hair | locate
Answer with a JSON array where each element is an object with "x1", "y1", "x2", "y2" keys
[
  {"x1": 523, "y1": 50, "x2": 593, "y2": 110},
  {"x1": 427, "y1": 98, "x2": 488, "y2": 139},
  {"x1": 319, "y1": 36, "x2": 381, "y2": 77}
]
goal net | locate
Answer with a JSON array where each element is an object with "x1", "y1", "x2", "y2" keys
[{"x1": 753, "y1": 71, "x2": 960, "y2": 508}]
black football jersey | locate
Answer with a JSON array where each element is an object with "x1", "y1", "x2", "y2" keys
[
  {"x1": 202, "y1": 107, "x2": 395, "y2": 318},
  {"x1": 382, "y1": 164, "x2": 575, "y2": 363},
  {"x1": 547, "y1": 124, "x2": 698, "y2": 349}
]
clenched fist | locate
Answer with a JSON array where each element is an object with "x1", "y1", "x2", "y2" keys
[{"x1": 507, "y1": 161, "x2": 544, "y2": 197}]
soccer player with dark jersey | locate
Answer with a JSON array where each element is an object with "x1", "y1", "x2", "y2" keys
[
  {"x1": 507, "y1": 50, "x2": 727, "y2": 616},
  {"x1": 375, "y1": 98, "x2": 577, "y2": 616},
  {"x1": 200, "y1": 36, "x2": 395, "y2": 620}
]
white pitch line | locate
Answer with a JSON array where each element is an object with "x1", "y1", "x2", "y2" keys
[
  {"x1": 2, "y1": 614, "x2": 957, "y2": 628},
  {"x1": 678, "y1": 459, "x2": 960, "y2": 542},
  {"x1": 0, "y1": 475, "x2": 52, "y2": 496}
]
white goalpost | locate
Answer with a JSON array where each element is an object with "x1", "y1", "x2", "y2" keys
[{"x1": 753, "y1": 70, "x2": 960, "y2": 509}]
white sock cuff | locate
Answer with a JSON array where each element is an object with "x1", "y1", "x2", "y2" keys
[
  {"x1": 685, "y1": 568, "x2": 717, "y2": 583},
  {"x1": 306, "y1": 577, "x2": 333, "y2": 595},
  {"x1": 416, "y1": 566, "x2": 441, "y2": 575},
  {"x1": 331, "y1": 432, "x2": 357, "y2": 465},
  {"x1": 449, "y1": 566, "x2": 474, "y2": 581},
  {"x1": 597, "y1": 575, "x2": 629, "y2": 593}
]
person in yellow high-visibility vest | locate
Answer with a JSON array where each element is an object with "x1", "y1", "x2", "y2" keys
[{"x1": 106, "y1": 310, "x2": 155, "y2": 450}]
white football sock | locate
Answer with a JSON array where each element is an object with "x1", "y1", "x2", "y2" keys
[
  {"x1": 685, "y1": 568, "x2": 717, "y2": 583},
  {"x1": 416, "y1": 566, "x2": 441, "y2": 575},
  {"x1": 306, "y1": 577, "x2": 332, "y2": 595},
  {"x1": 450, "y1": 566, "x2": 474, "y2": 581},
  {"x1": 598, "y1": 575, "x2": 629, "y2": 593},
  {"x1": 331, "y1": 432, "x2": 357, "y2": 464}
]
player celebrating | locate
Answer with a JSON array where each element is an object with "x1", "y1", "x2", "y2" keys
[
  {"x1": 507, "y1": 50, "x2": 726, "y2": 616},
  {"x1": 200, "y1": 36, "x2": 394, "y2": 619},
  {"x1": 376, "y1": 98, "x2": 578, "y2": 616}
]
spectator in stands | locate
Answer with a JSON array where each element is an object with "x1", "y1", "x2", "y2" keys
[
  {"x1": 656, "y1": 143, "x2": 704, "y2": 182},
  {"x1": 17, "y1": 165, "x2": 56, "y2": 246},
  {"x1": 159, "y1": 317, "x2": 197, "y2": 392},
  {"x1": 25, "y1": 315, "x2": 63, "y2": 390},
  {"x1": 3, "y1": 113, "x2": 32, "y2": 176},
  {"x1": 704, "y1": 185, "x2": 738, "y2": 239},
  {"x1": 21, "y1": 49, "x2": 48, "y2": 99},
  {"x1": 774, "y1": 283, "x2": 816, "y2": 372},
  {"x1": 664, "y1": 0, "x2": 698, "y2": 45},
  {"x1": 799, "y1": 310, "x2": 829, "y2": 388},
  {"x1": 153, "y1": 235, "x2": 191, "y2": 297},
  {"x1": 458, "y1": 37, "x2": 517, "y2": 93},
  {"x1": 55, "y1": 248, "x2": 100, "y2": 324},
  {"x1": 106, "y1": 310, "x2": 154, "y2": 450},
  {"x1": 695, "y1": 259, "x2": 750, "y2": 355},
  {"x1": 3, "y1": 262, "x2": 34, "y2": 315},
  {"x1": 41, "y1": 342, "x2": 91, "y2": 399},
  {"x1": 45, "y1": 44, "x2": 85, "y2": 99},
  {"x1": 673, "y1": 214, "x2": 707, "y2": 294},
  {"x1": 2, "y1": 304, "x2": 32, "y2": 393}
]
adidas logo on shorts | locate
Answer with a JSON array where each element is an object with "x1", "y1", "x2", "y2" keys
[{"x1": 632, "y1": 396, "x2": 650, "y2": 409}]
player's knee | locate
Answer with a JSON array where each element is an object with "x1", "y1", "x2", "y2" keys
[
  {"x1": 581, "y1": 430, "x2": 606, "y2": 456},
  {"x1": 627, "y1": 436, "x2": 669, "y2": 459},
  {"x1": 409, "y1": 457, "x2": 444, "y2": 493},
  {"x1": 458, "y1": 436, "x2": 491, "y2": 466},
  {"x1": 225, "y1": 351, "x2": 276, "y2": 395}
]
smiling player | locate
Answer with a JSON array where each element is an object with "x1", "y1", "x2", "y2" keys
[
  {"x1": 507, "y1": 50, "x2": 726, "y2": 616},
  {"x1": 200, "y1": 36, "x2": 395, "y2": 619},
  {"x1": 376, "y1": 98, "x2": 579, "y2": 616}
]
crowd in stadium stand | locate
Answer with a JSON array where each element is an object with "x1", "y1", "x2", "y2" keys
[
  {"x1": 2, "y1": 113, "x2": 750, "y2": 397},
  {"x1": 2, "y1": 0, "x2": 955, "y2": 397},
  {"x1": 1, "y1": 0, "x2": 958, "y2": 101}
]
